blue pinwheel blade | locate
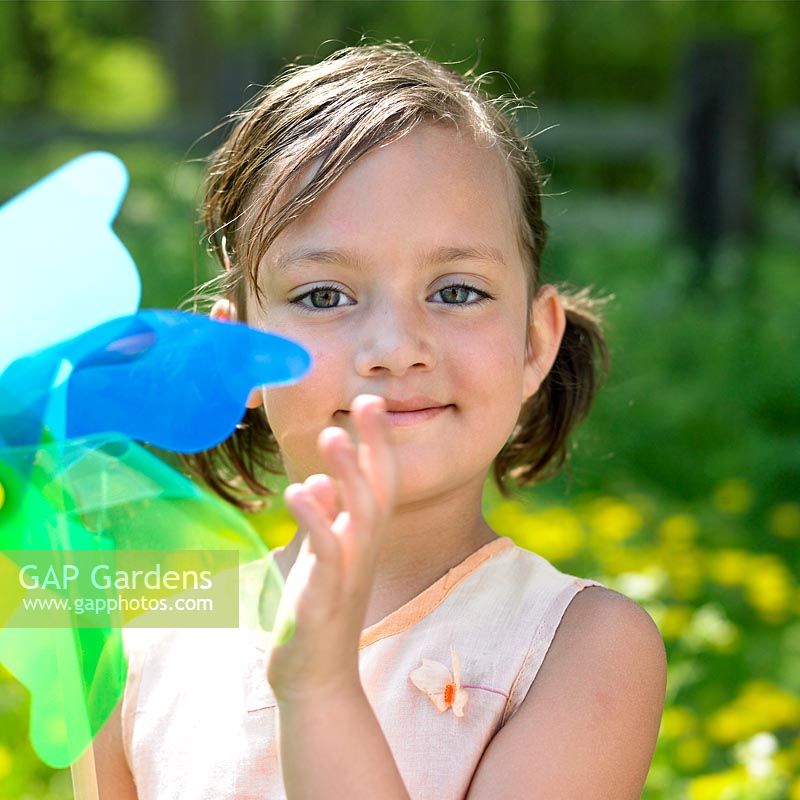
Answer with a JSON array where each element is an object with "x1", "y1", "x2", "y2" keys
[
  {"x1": 0, "y1": 310, "x2": 311, "y2": 452},
  {"x1": 65, "y1": 310, "x2": 311, "y2": 451},
  {"x1": 0, "y1": 152, "x2": 140, "y2": 375}
]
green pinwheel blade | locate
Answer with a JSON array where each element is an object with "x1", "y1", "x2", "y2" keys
[{"x1": 0, "y1": 435, "x2": 286, "y2": 769}]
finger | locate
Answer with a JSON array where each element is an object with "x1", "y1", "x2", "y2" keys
[
  {"x1": 317, "y1": 427, "x2": 373, "y2": 535},
  {"x1": 303, "y1": 473, "x2": 339, "y2": 525},
  {"x1": 283, "y1": 484, "x2": 341, "y2": 574},
  {"x1": 350, "y1": 395, "x2": 395, "y2": 516}
]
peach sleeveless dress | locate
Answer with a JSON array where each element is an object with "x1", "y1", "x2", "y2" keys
[{"x1": 121, "y1": 536, "x2": 606, "y2": 799}]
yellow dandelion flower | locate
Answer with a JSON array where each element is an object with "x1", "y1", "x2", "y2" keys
[
  {"x1": 489, "y1": 501, "x2": 526, "y2": 544},
  {"x1": 769, "y1": 503, "x2": 800, "y2": 539},
  {"x1": 660, "y1": 706, "x2": 698, "y2": 740},
  {"x1": 675, "y1": 737, "x2": 710, "y2": 771},
  {"x1": 707, "y1": 681, "x2": 800, "y2": 744},
  {"x1": 658, "y1": 513, "x2": 700, "y2": 547},
  {"x1": 486, "y1": 499, "x2": 522, "y2": 534},
  {"x1": 653, "y1": 605, "x2": 693, "y2": 640},
  {"x1": 533, "y1": 507, "x2": 585, "y2": 561},
  {"x1": 707, "y1": 549, "x2": 751, "y2": 587},
  {"x1": 586, "y1": 498, "x2": 643, "y2": 543},
  {"x1": 687, "y1": 766, "x2": 749, "y2": 800},
  {"x1": 712, "y1": 477, "x2": 754, "y2": 515},
  {"x1": 743, "y1": 559, "x2": 794, "y2": 623},
  {"x1": 495, "y1": 502, "x2": 585, "y2": 562},
  {"x1": 740, "y1": 682, "x2": 800, "y2": 729},
  {"x1": 707, "y1": 708, "x2": 746, "y2": 744}
]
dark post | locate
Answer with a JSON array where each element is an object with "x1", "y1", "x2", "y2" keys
[{"x1": 677, "y1": 39, "x2": 757, "y2": 286}]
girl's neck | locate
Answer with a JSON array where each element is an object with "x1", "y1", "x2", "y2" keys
[{"x1": 274, "y1": 471, "x2": 497, "y2": 628}]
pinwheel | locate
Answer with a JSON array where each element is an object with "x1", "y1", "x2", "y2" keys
[{"x1": 0, "y1": 153, "x2": 311, "y2": 797}]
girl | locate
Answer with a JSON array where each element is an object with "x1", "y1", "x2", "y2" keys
[{"x1": 97, "y1": 41, "x2": 666, "y2": 799}]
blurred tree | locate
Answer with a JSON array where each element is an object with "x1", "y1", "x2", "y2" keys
[
  {"x1": 2, "y1": 1, "x2": 799, "y2": 143},
  {"x1": 0, "y1": 0, "x2": 171, "y2": 130}
]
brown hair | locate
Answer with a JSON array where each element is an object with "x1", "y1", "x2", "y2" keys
[{"x1": 182, "y1": 40, "x2": 611, "y2": 511}]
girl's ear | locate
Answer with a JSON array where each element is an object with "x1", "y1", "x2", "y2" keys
[
  {"x1": 522, "y1": 285, "x2": 566, "y2": 402},
  {"x1": 209, "y1": 299, "x2": 264, "y2": 409},
  {"x1": 210, "y1": 298, "x2": 238, "y2": 322}
]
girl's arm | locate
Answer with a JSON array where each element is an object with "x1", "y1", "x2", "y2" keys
[
  {"x1": 277, "y1": 682, "x2": 410, "y2": 799},
  {"x1": 92, "y1": 699, "x2": 139, "y2": 799},
  {"x1": 465, "y1": 587, "x2": 667, "y2": 799},
  {"x1": 267, "y1": 394, "x2": 410, "y2": 799}
]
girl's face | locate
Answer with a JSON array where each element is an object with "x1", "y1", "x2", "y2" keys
[{"x1": 234, "y1": 123, "x2": 564, "y2": 505}]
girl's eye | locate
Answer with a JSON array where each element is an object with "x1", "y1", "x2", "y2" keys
[
  {"x1": 432, "y1": 284, "x2": 492, "y2": 306},
  {"x1": 289, "y1": 282, "x2": 493, "y2": 313},
  {"x1": 290, "y1": 285, "x2": 354, "y2": 312}
]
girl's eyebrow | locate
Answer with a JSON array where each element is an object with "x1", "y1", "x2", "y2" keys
[{"x1": 272, "y1": 244, "x2": 507, "y2": 273}]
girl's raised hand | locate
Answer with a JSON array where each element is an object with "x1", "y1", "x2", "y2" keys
[{"x1": 266, "y1": 394, "x2": 396, "y2": 704}]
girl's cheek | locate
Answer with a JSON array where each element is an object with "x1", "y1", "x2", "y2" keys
[
  {"x1": 300, "y1": 344, "x2": 344, "y2": 390},
  {"x1": 263, "y1": 343, "x2": 345, "y2": 425},
  {"x1": 459, "y1": 325, "x2": 520, "y2": 368}
]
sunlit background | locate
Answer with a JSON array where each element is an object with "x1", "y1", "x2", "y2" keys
[{"x1": 1, "y1": 2, "x2": 799, "y2": 798}]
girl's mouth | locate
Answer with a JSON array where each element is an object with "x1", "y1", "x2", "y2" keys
[
  {"x1": 336, "y1": 404, "x2": 453, "y2": 427},
  {"x1": 383, "y1": 405, "x2": 452, "y2": 426}
]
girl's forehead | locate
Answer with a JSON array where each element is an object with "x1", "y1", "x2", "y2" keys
[{"x1": 265, "y1": 125, "x2": 519, "y2": 258}]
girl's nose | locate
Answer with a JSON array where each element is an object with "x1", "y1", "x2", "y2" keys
[{"x1": 353, "y1": 301, "x2": 435, "y2": 377}]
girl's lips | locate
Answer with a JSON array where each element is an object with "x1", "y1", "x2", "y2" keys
[
  {"x1": 384, "y1": 405, "x2": 452, "y2": 426},
  {"x1": 337, "y1": 405, "x2": 453, "y2": 427}
]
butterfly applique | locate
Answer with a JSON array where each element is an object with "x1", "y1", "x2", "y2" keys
[{"x1": 409, "y1": 645, "x2": 469, "y2": 717}]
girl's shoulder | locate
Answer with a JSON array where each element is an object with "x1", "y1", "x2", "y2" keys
[
  {"x1": 470, "y1": 537, "x2": 606, "y2": 604},
  {"x1": 464, "y1": 572, "x2": 666, "y2": 798},
  {"x1": 487, "y1": 540, "x2": 625, "y2": 654}
]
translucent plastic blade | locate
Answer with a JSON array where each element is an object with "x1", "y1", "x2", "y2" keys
[
  {"x1": 0, "y1": 435, "x2": 286, "y2": 768},
  {"x1": 0, "y1": 309, "x2": 311, "y2": 451},
  {"x1": 0, "y1": 152, "x2": 140, "y2": 375}
]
